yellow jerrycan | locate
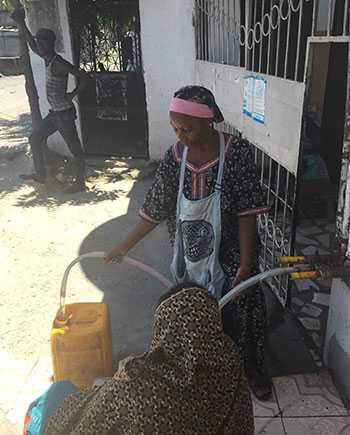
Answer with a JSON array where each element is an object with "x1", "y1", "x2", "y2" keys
[
  {"x1": 51, "y1": 252, "x2": 173, "y2": 389},
  {"x1": 51, "y1": 252, "x2": 114, "y2": 389}
]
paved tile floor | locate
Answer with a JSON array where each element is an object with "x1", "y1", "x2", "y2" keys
[
  {"x1": 253, "y1": 371, "x2": 350, "y2": 434},
  {"x1": 291, "y1": 216, "x2": 336, "y2": 369}
]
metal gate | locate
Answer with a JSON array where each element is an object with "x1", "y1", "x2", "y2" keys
[
  {"x1": 195, "y1": 0, "x2": 349, "y2": 306},
  {"x1": 69, "y1": 0, "x2": 148, "y2": 157},
  {"x1": 219, "y1": 122, "x2": 297, "y2": 305}
]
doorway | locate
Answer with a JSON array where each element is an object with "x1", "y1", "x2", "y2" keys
[
  {"x1": 68, "y1": 0, "x2": 148, "y2": 158},
  {"x1": 291, "y1": 40, "x2": 349, "y2": 366}
]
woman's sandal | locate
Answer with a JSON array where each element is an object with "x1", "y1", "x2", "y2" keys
[{"x1": 247, "y1": 369, "x2": 272, "y2": 401}]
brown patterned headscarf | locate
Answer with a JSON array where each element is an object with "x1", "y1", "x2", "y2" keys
[{"x1": 45, "y1": 287, "x2": 254, "y2": 435}]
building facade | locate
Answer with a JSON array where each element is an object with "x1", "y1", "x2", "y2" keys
[{"x1": 25, "y1": 0, "x2": 350, "y2": 401}]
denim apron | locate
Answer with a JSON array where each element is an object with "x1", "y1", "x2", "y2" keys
[{"x1": 170, "y1": 132, "x2": 226, "y2": 300}]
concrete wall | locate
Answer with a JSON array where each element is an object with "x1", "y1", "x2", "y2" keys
[
  {"x1": 0, "y1": 11, "x2": 15, "y2": 27},
  {"x1": 139, "y1": 0, "x2": 196, "y2": 160},
  {"x1": 0, "y1": 29, "x2": 19, "y2": 57},
  {"x1": 195, "y1": 61, "x2": 305, "y2": 175},
  {"x1": 26, "y1": 0, "x2": 82, "y2": 157},
  {"x1": 325, "y1": 39, "x2": 350, "y2": 405},
  {"x1": 309, "y1": 43, "x2": 330, "y2": 114},
  {"x1": 324, "y1": 279, "x2": 350, "y2": 404}
]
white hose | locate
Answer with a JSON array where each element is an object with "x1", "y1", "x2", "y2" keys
[
  {"x1": 218, "y1": 267, "x2": 296, "y2": 310},
  {"x1": 59, "y1": 252, "x2": 296, "y2": 317},
  {"x1": 59, "y1": 251, "x2": 173, "y2": 316}
]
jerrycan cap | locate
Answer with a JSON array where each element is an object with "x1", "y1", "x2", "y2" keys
[{"x1": 54, "y1": 308, "x2": 71, "y2": 328}]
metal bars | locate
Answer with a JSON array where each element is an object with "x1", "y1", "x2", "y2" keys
[
  {"x1": 219, "y1": 122, "x2": 297, "y2": 305},
  {"x1": 73, "y1": 0, "x2": 143, "y2": 73},
  {"x1": 254, "y1": 145, "x2": 297, "y2": 305},
  {"x1": 195, "y1": 0, "x2": 349, "y2": 83}
]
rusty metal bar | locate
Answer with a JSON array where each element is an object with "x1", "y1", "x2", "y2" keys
[
  {"x1": 311, "y1": 0, "x2": 318, "y2": 36},
  {"x1": 221, "y1": 0, "x2": 224, "y2": 63},
  {"x1": 259, "y1": 0, "x2": 265, "y2": 73},
  {"x1": 275, "y1": 2, "x2": 282, "y2": 76},
  {"x1": 338, "y1": 43, "x2": 350, "y2": 256},
  {"x1": 252, "y1": 0, "x2": 257, "y2": 71},
  {"x1": 245, "y1": 0, "x2": 250, "y2": 69},
  {"x1": 344, "y1": 0, "x2": 349, "y2": 36},
  {"x1": 284, "y1": 2, "x2": 292, "y2": 78},
  {"x1": 294, "y1": 0, "x2": 304, "y2": 80},
  {"x1": 327, "y1": 0, "x2": 333, "y2": 37},
  {"x1": 267, "y1": 0, "x2": 273, "y2": 74}
]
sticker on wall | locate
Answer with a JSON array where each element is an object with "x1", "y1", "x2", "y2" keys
[
  {"x1": 252, "y1": 76, "x2": 266, "y2": 124},
  {"x1": 243, "y1": 75, "x2": 254, "y2": 117}
]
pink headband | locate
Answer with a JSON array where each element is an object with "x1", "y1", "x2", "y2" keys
[{"x1": 169, "y1": 97, "x2": 214, "y2": 119}]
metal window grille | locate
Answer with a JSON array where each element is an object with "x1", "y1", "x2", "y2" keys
[
  {"x1": 70, "y1": 0, "x2": 142, "y2": 73},
  {"x1": 219, "y1": 122, "x2": 297, "y2": 305},
  {"x1": 195, "y1": 0, "x2": 349, "y2": 82}
]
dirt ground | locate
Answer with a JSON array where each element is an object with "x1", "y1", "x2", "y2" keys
[{"x1": 0, "y1": 75, "x2": 171, "y2": 433}]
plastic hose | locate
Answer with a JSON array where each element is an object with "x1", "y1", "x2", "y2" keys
[
  {"x1": 218, "y1": 267, "x2": 297, "y2": 310},
  {"x1": 59, "y1": 253, "x2": 297, "y2": 318},
  {"x1": 59, "y1": 251, "x2": 173, "y2": 317}
]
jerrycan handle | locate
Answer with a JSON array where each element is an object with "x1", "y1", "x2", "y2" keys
[{"x1": 58, "y1": 251, "x2": 173, "y2": 320}]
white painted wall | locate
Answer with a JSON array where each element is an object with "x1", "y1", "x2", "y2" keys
[
  {"x1": 324, "y1": 279, "x2": 350, "y2": 400},
  {"x1": 139, "y1": 0, "x2": 196, "y2": 160},
  {"x1": 195, "y1": 61, "x2": 305, "y2": 175},
  {"x1": 26, "y1": 0, "x2": 81, "y2": 158}
]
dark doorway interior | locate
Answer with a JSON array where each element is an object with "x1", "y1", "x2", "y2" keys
[
  {"x1": 300, "y1": 42, "x2": 348, "y2": 221},
  {"x1": 291, "y1": 41, "x2": 349, "y2": 367},
  {"x1": 69, "y1": 0, "x2": 148, "y2": 158}
]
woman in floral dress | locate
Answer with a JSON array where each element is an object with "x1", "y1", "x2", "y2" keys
[{"x1": 105, "y1": 85, "x2": 271, "y2": 400}]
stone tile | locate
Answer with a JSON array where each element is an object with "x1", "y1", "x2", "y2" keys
[
  {"x1": 274, "y1": 372, "x2": 347, "y2": 417},
  {"x1": 311, "y1": 332, "x2": 322, "y2": 349},
  {"x1": 315, "y1": 218, "x2": 332, "y2": 226},
  {"x1": 252, "y1": 389, "x2": 281, "y2": 417},
  {"x1": 283, "y1": 417, "x2": 350, "y2": 435},
  {"x1": 310, "y1": 349, "x2": 323, "y2": 365},
  {"x1": 292, "y1": 297, "x2": 304, "y2": 307},
  {"x1": 315, "y1": 234, "x2": 330, "y2": 248},
  {"x1": 255, "y1": 417, "x2": 285, "y2": 434},
  {"x1": 0, "y1": 349, "x2": 34, "y2": 415},
  {"x1": 294, "y1": 279, "x2": 319, "y2": 292},
  {"x1": 299, "y1": 317, "x2": 321, "y2": 331},
  {"x1": 300, "y1": 304, "x2": 323, "y2": 318},
  {"x1": 301, "y1": 246, "x2": 318, "y2": 255},
  {"x1": 312, "y1": 292, "x2": 330, "y2": 307},
  {"x1": 296, "y1": 233, "x2": 319, "y2": 245},
  {"x1": 0, "y1": 410, "x2": 17, "y2": 435},
  {"x1": 7, "y1": 355, "x2": 52, "y2": 428},
  {"x1": 317, "y1": 279, "x2": 332, "y2": 290},
  {"x1": 299, "y1": 225, "x2": 323, "y2": 236}
]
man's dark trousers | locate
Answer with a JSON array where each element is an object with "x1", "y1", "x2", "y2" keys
[{"x1": 29, "y1": 106, "x2": 85, "y2": 184}]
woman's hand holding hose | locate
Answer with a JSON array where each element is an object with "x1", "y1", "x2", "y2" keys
[
  {"x1": 230, "y1": 215, "x2": 257, "y2": 293},
  {"x1": 104, "y1": 245, "x2": 126, "y2": 264},
  {"x1": 104, "y1": 218, "x2": 158, "y2": 264},
  {"x1": 230, "y1": 265, "x2": 252, "y2": 289}
]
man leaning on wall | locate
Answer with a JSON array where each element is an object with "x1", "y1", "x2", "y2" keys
[{"x1": 12, "y1": 7, "x2": 89, "y2": 193}]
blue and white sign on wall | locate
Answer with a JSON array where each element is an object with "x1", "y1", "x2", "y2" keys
[
  {"x1": 252, "y1": 76, "x2": 266, "y2": 124},
  {"x1": 243, "y1": 75, "x2": 266, "y2": 124},
  {"x1": 243, "y1": 75, "x2": 254, "y2": 117}
]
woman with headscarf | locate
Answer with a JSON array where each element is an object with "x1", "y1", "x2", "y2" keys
[
  {"x1": 105, "y1": 85, "x2": 271, "y2": 399},
  {"x1": 44, "y1": 285, "x2": 254, "y2": 434}
]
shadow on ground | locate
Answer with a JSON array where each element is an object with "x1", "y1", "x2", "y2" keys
[
  {"x1": 78, "y1": 174, "x2": 173, "y2": 362},
  {"x1": 0, "y1": 113, "x2": 32, "y2": 148},
  {"x1": 0, "y1": 155, "x2": 157, "y2": 209}
]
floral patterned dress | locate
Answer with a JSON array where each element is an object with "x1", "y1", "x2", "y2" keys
[{"x1": 140, "y1": 134, "x2": 269, "y2": 372}]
